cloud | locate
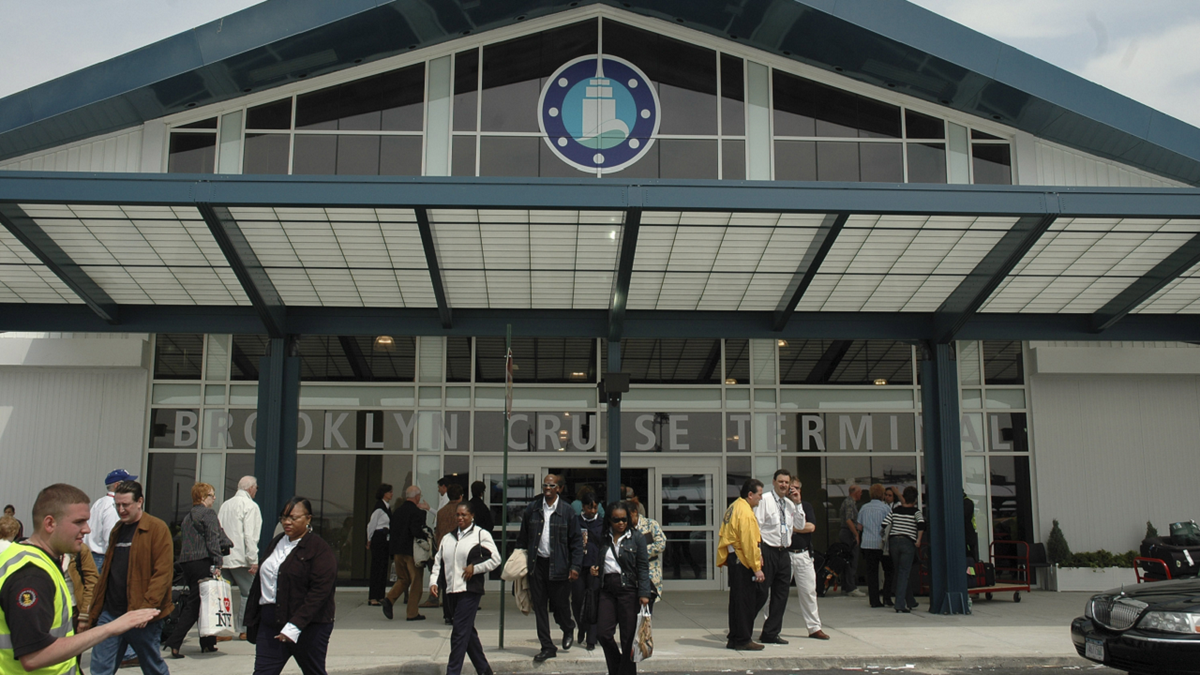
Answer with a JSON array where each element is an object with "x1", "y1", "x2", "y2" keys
[{"x1": 1079, "y1": 20, "x2": 1200, "y2": 127}]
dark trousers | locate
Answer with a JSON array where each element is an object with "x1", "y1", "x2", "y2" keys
[
  {"x1": 725, "y1": 556, "x2": 757, "y2": 645},
  {"x1": 440, "y1": 570, "x2": 453, "y2": 622},
  {"x1": 368, "y1": 530, "x2": 390, "y2": 601},
  {"x1": 530, "y1": 556, "x2": 574, "y2": 652},
  {"x1": 570, "y1": 574, "x2": 599, "y2": 646},
  {"x1": 252, "y1": 604, "x2": 333, "y2": 675},
  {"x1": 756, "y1": 546, "x2": 791, "y2": 641},
  {"x1": 862, "y1": 548, "x2": 884, "y2": 606},
  {"x1": 881, "y1": 553, "x2": 895, "y2": 603},
  {"x1": 838, "y1": 529, "x2": 860, "y2": 591},
  {"x1": 165, "y1": 559, "x2": 218, "y2": 651},
  {"x1": 445, "y1": 592, "x2": 490, "y2": 675},
  {"x1": 890, "y1": 536, "x2": 919, "y2": 612},
  {"x1": 597, "y1": 575, "x2": 638, "y2": 675}
]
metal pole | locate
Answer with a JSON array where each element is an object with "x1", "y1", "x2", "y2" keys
[{"x1": 499, "y1": 325, "x2": 512, "y2": 648}]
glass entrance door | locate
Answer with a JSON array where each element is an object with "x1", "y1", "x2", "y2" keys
[{"x1": 475, "y1": 456, "x2": 720, "y2": 590}]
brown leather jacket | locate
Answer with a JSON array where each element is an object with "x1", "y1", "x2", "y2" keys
[
  {"x1": 87, "y1": 512, "x2": 175, "y2": 625},
  {"x1": 66, "y1": 545, "x2": 99, "y2": 621}
]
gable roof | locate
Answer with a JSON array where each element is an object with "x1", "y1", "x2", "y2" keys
[{"x1": 1, "y1": 0, "x2": 1198, "y2": 185}]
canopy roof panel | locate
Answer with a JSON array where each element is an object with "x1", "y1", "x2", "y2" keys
[
  {"x1": 2, "y1": 172, "x2": 1200, "y2": 341},
  {"x1": 0, "y1": 1, "x2": 1199, "y2": 184}
]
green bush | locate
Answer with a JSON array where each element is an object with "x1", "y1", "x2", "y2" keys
[
  {"x1": 1146, "y1": 521, "x2": 1159, "y2": 539},
  {"x1": 1063, "y1": 549, "x2": 1137, "y2": 569},
  {"x1": 1046, "y1": 519, "x2": 1071, "y2": 564}
]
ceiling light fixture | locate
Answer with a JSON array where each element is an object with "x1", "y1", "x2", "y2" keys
[
  {"x1": 777, "y1": 339, "x2": 788, "y2": 347},
  {"x1": 725, "y1": 378, "x2": 737, "y2": 385},
  {"x1": 373, "y1": 335, "x2": 395, "y2": 352},
  {"x1": 874, "y1": 378, "x2": 888, "y2": 386}
]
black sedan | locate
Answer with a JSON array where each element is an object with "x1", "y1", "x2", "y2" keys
[{"x1": 1071, "y1": 577, "x2": 1200, "y2": 674}]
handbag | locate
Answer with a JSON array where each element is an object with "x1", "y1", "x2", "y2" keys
[
  {"x1": 413, "y1": 526, "x2": 435, "y2": 566},
  {"x1": 580, "y1": 585, "x2": 598, "y2": 625},
  {"x1": 631, "y1": 604, "x2": 653, "y2": 662},
  {"x1": 881, "y1": 517, "x2": 893, "y2": 556},
  {"x1": 198, "y1": 577, "x2": 237, "y2": 638}
]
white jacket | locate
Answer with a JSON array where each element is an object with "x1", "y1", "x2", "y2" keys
[
  {"x1": 430, "y1": 525, "x2": 500, "y2": 594},
  {"x1": 84, "y1": 493, "x2": 119, "y2": 556},
  {"x1": 218, "y1": 489, "x2": 263, "y2": 568}
]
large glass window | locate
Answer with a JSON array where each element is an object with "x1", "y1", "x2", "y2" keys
[
  {"x1": 475, "y1": 337, "x2": 596, "y2": 383},
  {"x1": 481, "y1": 20, "x2": 598, "y2": 133},
  {"x1": 605, "y1": 339, "x2": 723, "y2": 384},
  {"x1": 779, "y1": 340, "x2": 914, "y2": 385},
  {"x1": 983, "y1": 341, "x2": 1023, "y2": 384},
  {"x1": 154, "y1": 334, "x2": 204, "y2": 380}
]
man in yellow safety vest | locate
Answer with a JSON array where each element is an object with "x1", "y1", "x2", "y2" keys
[{"x1": 0, "y1": 484, "x2": 159, "y2": 675}]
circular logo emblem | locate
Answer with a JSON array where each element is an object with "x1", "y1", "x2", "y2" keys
[
  {"x1": 17, "y1": 588, "x2": 37, "y2": 608},
  {"x1": 539, "y1": 54, "x2": 660, "y2": 174}
]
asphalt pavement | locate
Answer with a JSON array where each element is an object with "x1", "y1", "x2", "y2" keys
[{"x1": 82, "y1": 587, "x2": 1103, "y2": 674}]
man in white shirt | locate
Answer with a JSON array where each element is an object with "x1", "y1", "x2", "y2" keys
[
  {"x1": 752, "y1": 469, "x2": 795, "y2": 645},
  {"x1": 219, "y1": 475, "x2": 263, "y2": 639},
  {"x1": 85, "y1": 469, "x2": 137, "y2": 571}
]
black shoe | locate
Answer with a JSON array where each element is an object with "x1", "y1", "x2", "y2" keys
[
  {"x1": 168, "y1": 649, "x2": 184, "y2": 660},
  {"x1": 870, "y1": 603, "x2": 885, "y2": 608},
  {"x1": 533, "y1": 650, "x2": 557, "y2": 663},
  {"x1": 726, "y1": 641, "x2": 764, "y2": 651},
  {"x1": 562, "y1": 631, "x2": 574, "y2": 651},
  {"x1": 883, "y1": 599, "x2": 894, "y2": 606},
  {"x1": 445, "y1": 618, "x2": 454, "y2": 625},
  {"x1": 407, "y1": 614, "x2": 426, "y2": 621},
  {"x1": 911, "y1": 601, "x2": 919, "y2": 608},
  {"x1": 381, "y1": 597, "x2": 394, "y2": 620},
  {"x1": 760, "y1": 636, "x2": 789, "y2": 645},
  {"x1": 200, "y1": 646, "x2": 218, "y2": 654},
  {"x1": 586, "y1": 642, "x2": 596, "y2": 651},
  {"x1": 896, "y1": 607, "x2": 911, "y2": 613}
]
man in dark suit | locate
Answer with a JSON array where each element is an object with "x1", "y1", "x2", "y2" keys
[
  {"x1": 467, "y1": 481, "x2": 493, "y2": 538},
  {"x1": 382, "y1": 485, "x2": 429, "y2": 621},
  {"x1": 516, "y1": 474, "x2": 582, "y2": 662}
]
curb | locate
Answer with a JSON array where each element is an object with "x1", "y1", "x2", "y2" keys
[{"x1": 333, "y1": 654, "x2": 1093, "y2": 675}]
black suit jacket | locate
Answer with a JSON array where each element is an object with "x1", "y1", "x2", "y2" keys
[
  {"x1": 244, "y1": 532, "x2": 337, "y2": 643},
  {"x1": 389, "y1": 500, "x2": 426, "y2": 556}
]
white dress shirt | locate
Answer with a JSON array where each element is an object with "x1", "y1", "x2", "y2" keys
[
  {"x1": 366, "y1": 507, "x2": 390, "y2": 538},
  {"x1": 754, "y1": 490, "x2": 794, "y2": 548},
  {"x1": 604, "y1": 530, "x2": 631, "y2": 574},
  {"x1": 84, "y1": 493, "x2": 118, "y2": 556},
  {"x1": 537, "y1": 497, "x2": 557, "y2": 558},
  {"x1": 260, "y1": 535, "x2": 302, "y2": 642}
]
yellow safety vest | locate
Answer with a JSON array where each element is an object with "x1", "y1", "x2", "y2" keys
[{"x1": 0, "y1": 543, "x2": 76, "y2": 675}]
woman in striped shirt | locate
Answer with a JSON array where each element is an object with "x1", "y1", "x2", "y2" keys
[{"x1": 882, "y1": 486, "x2": 925, "y2": 614}]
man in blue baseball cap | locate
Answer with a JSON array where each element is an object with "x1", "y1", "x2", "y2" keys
[{"x1": 83, "y1": 469, "x2": 139, "y2": 667}]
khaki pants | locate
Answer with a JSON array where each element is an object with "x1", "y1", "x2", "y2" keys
[{"x1": 386, "y1": 553, "x2": 424, "y2": 619}]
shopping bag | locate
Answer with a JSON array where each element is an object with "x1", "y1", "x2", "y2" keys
[
  {"x1": 198, "y1": 577, "x2": 237, "y2": 638},
  {"x1": 631, "y1": 605, "x2": 653, "y2": 663}
]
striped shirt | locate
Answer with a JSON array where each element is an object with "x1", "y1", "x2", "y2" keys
[
  {"x1": 857, "y1": 500, "x2": 890, "y2": 550},
  {"x1": 883, "y1": 505, "x2": 925, "y2": 542}
]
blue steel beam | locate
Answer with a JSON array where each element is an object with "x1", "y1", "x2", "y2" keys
[
  {"x1": 198, "y1": 203, "x2": 287, "y2": 338},
  {"x1": 5, "y1": 304, "x2": 1200, "y2": 342},
  {"x1": 773, "y1": 212, "x2": 848, "y2": 331},
  {"x1": 0, "y1": 203, "x2": 119, "y2": 323},
  {"x1": 609, "y1": 208, "x2": 642, "y2": 342},
  {"x1": 1091, "y1": 233, "x2": 1200, "y2": 332},
  {"x1": 4, "y1": 173, "x2": 1200, "y2": 218},
  {"x1": 934, "y1": 214, "x2": 1057, "y2": 342},
  {"x1": 415, "y1": 207, "x2": 453, "y2": 329}
]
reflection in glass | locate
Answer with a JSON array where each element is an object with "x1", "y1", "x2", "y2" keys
[
  {"x1": 451, "y1": 136, "x2": 476, "y2": 176},
  {"x1": 774, "y1": 141, "x2": 816, "y2": 181},
  {"x1": 989, "y1": 455, "x2": 1033, "y2": 546},
  {"x1": 603, "y1": 21, "x2": 717, "y2": 136},
  {"x1": 662, "y1": 474, "x2": 712, "y2": 526},
  {"x1": 155, "y1": 334, "x2": 203, "y2": 379},
  {"x1": 663, "y1": 531, "x2": 710, "y2": 580},
  {"x1": 659, "y1": 139, "x2": 718, "y2": 179},
  {"x1": 476, "y1": 337, "x2": 595, "y2": 383},
  {"x1": 481, "y1": 21, "x2": 597, "y2": 133},
  {"x1": 295, "y1": 65, "x2": 425, "y2": 131},
  {"x1": 972, "y1": 144, "x2": 1012, "y2": 185},
  {"x1": 243, "y1": 134, "x2": 290, "y2": 174},
  {"x1": 722, "y1": 140, "x2": 746, "y2": 179},
  {"x1": 907, "y1": 142, "x2": 947, "y2": 183},
  {"x1": 246, "y1": 99, "x2": 293, "y2": 130},
  {"x1": 486, "y1": 473, "x2": 536, "y2": 526},
  {"x1": 720, "y1": 54, "x2": 745, "y2": 136},
  {"x1": 905, "y1": 110, "x2": 945, "y2": 139},
  {"x1": 988, "y1": 413, "x2": 1028, "y2": 452},
  {"x1": 606, "y1": 339, "x2": 722, "y2": 384},
  {"x1": 145, "y1": 453, "x2": 197, "y2": 538},
  {"x1": 859, "y1": 143, "x2": 904, "y2": 183},
  {"x1": 167, "y1": 134, "x2": 216, "y2": 174},
  {"x1": 479, "y1": 136, "x2": 540, "y2": 177},
  {"x1": 816, "y1": 142, "x2": 859, "y2": 181},
  {"x1": 453, "y1": 49, "x2": 479, "y2": 132},
  {"x1": 983, "y1": 341, "x2": 1023, "y2": 384},
  {"x1": 725, "y1": 455, "x2": 751, "y2": 506},
  {"x1": 779, "y1": 340, "x2": 914, "y2": 384},
  {"x1": 151, "y1": 409, "x2": 198, "y2": 449},
  {"x1": 772, "y1": 71, "x2": 900, "y2": 138}
]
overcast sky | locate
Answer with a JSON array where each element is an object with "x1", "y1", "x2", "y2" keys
[{"x1": 0, "y1": 0, "x2": 1197, "y2": 127}]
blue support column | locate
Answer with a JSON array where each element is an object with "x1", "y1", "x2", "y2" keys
[
  {"x1": 254, "y1": 336, "x2": 300, "y2": 553},
  {"x1": 606, "y1": 340, "x2": 622, "y2": 505},
  {"x1": 920, "y1": 341, "x2": 970, "y2": 614}
]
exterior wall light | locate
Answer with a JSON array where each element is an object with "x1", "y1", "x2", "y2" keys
[{"x1": 373, "y1": 335, "x2": 395, "y2": 351}]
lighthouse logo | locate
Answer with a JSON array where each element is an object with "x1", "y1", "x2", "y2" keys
[{"x1": 539, "y1": 54, "x2": 660, "y2": 173}]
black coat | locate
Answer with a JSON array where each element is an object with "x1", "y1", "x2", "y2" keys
[
  {"x1": 602, "y1": 529, "x2": 652, "y2": 598},
  {"x1": 467, "y1": 496, "x2": 494, "y2": 537},
  {"x1": 244, "y1": 532, "x2": 337, "y2": 643},
  {"x1": 389, "y1": 500, "x2": 426, "y2": 556},
  {"x1": 515, "y1": 496, "x2": 583, "y2": 580}
]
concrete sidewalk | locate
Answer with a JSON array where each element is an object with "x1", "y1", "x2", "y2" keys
[{"x1": 93, "y1": 588, "x2": 1095, "y2": 674}]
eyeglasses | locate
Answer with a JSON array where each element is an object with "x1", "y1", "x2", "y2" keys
[
  {"x1": 542, "y1": 483, "x2": 559, "y2": 489},
  {"x1": 610, "y1": 516, "x2": 629, "y2": 523},
  {"x1": 280, "y1": 513, "x2": 310, "y2": 523}
]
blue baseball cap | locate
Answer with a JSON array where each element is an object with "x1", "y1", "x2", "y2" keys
[{"x1": 105, "y1": 469, "x2": 138, "y2": 484}]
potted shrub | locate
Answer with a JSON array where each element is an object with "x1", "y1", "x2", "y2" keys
[{"x1": 1045, "y1": 520, "x2": 1137, "y2": 591}]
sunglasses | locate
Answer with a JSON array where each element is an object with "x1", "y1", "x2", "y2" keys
[{"x1": 610, "y1": 516, "x2": 629, "y2": 523}]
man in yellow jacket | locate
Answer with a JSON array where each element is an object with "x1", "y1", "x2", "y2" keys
[
  {"x1": 717, "y1": 478, "x2": 765, "y2": 651},
  {"x1": 0, "y1": 484, "x2": 159, "y2": 675}
]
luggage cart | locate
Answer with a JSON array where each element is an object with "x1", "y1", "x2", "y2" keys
[{"x1": 968, "y1": 540, "x2": 1031, "y2": 602}]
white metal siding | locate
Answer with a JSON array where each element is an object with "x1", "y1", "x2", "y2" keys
[
  {"x1": 0, "y1": 128, "x2": 144, "y2": 172},
  {"x1": 1032, "y1": 140, "x2": 1184, "y2": 188},
  {"x1": 1030, "y1": 373, "x2": 1200, "y2": 553},
  {"x1": 0, "y1": 367, "x2": 148, "y2": 523}
]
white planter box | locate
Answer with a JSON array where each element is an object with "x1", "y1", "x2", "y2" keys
[{"x1": 1047, "y1": 565, "x2": 1138, "y2": 592}]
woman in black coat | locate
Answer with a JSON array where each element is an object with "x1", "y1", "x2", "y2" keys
[
  {"x1": 592, "y1": 502, "x2": 652, "y2": 675},
  {"x1": 245, "y1": 497, "x2": 338, "y2": 675}
]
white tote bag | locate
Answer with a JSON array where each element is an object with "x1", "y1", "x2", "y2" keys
[
  {"x1": 631, "y1": 605, "x2": 653, "y2": 663},
  {"x1": 198, "y1": 577, "x2": 237, "y2": 638}
]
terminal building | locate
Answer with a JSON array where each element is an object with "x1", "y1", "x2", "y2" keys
[{"x1": 1, "y1": 0, "x2": 1199, "y2": 607}]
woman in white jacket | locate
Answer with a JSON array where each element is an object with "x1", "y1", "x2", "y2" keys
[{"x1": 430, "y1": 502, "x2": 500, "y2": 675}]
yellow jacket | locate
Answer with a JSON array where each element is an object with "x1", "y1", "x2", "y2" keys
[{"x1": 716, "y1": 498, "x2": 762, "y2": 571}]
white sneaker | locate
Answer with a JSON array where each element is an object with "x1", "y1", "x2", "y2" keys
[{"x1": 845, "y1": 589, "x2": 866, "y2": 598}]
